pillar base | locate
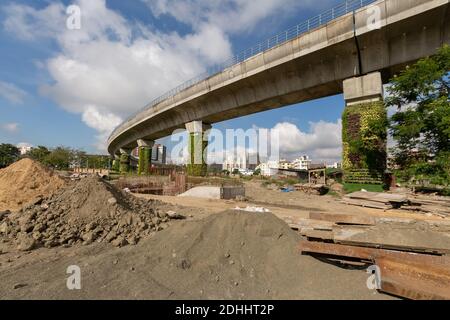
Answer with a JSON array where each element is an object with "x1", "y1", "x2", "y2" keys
[
  {"x1": 342, "y1": 73, "x2": 387, "y2": 185},
  {"x1": 137, "y1": 140, "x2": 154, "y2": 175},
  {"x1": 119, "y1": 148, "x2": 131, "y2": 174},
  {"x1": 112, "y1": 155, "x2": 120, "y2": 172},
  {"x1": 185, "y1": 121, "x2": 211, "y2": 177}
]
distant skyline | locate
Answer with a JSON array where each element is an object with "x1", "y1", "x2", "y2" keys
[{"x1": 1, "y1": 0, "x2": 345, "y2": 163}]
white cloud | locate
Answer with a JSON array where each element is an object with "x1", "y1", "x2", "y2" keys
[
  {"x1": 2, "y1": 0, "x2": 235, "y2": 152},
  {"x1": 272, "y1": 120, "x2": 342, "y2": 162},
  {"x1": 2, "y1": 0, "x2": 337, "y2": 152},
  {"x1": 81, "y1": 105, "x2": 122, "y2": 151},
  {"x1": 3, "y1": 3, "x2": 66, "y2": 41},
  {"x1": 0, "y1": 81, "x2": 27, "y2": 104},
  {"x1": 144, "y1": 0, "x2": 336, "y2": 34},
  {"x1": 1, "y1": 122, "x2": 19, "y2": 133}
]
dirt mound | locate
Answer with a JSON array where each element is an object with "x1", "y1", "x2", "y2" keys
[
  {"x1": 0, "y1": 210, "x2": 391, "y2": 299},
  {"x1": 0, "y1": 158, "x2": 65, "y2": 212},
  {"x1": 0, "y1": 176, "x2": 170, "y2": 251},
  {"x1": 77, "y1": 210, "x2": 385, "y2": 299}
]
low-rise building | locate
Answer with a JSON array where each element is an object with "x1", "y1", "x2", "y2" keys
[{"x1": 291, "y1": 156, "x2": 311, "y2": 170}]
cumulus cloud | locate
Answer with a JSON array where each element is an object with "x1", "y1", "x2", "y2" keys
[
  {"x1": 2, "y1": 0, "x2": 233, "y2": 152},
  {"x1": 1, "y1": 122, "x2": 19, "y2": 133},
  {"x1": 144, "y1": 0, "x2": 336, "y2": 34},
  {"x1": 0, "y1": 81, "x2": 27, "y2": 104},
  {"x1": 272, "y1": 120, "x2": 342, "y2": 163},
  {"x1": 2, "y1": 0, "x2": 337, "y2": 152}
]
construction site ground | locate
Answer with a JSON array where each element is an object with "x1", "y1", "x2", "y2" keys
[
  {"x1": 134, "y1": 181, "x2": 445, "y2": 223},
  {"x1": 1, "y1": 163, "x2": 448, "y2": 300}
]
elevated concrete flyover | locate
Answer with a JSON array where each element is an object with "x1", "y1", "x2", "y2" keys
[{"x1": 108, "y1": 0, "x2": 450, "y2": 176}]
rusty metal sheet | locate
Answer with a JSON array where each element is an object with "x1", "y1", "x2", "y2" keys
[
  {"x1": 376, "y1": 257, "x2": 450, "y2": 300},
  {"x1": 299, "y1": 241, "x2": 450, "y2": 267}
]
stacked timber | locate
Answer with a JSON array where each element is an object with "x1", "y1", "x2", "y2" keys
[
  {"x1": 342, "y1": 191, "x2": 407, "y2": 210},
  {"x1": 342, "y1": 191, "x2": 450, "y2": 217},
  {"x1": 288, "y1": 211, "x2": 450, "y2": 300}
]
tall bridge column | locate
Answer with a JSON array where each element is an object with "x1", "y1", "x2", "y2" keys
[
  {"x1": 137, "y1": 139, "x2": 154, "y2": 175},
  {"x1": 342, "y1": 72, "x2": 387, "y2": 185},
  {"x1": 112, "y1": 154, "x2": 120, "y2": 172},
  {"x1": 119, "y1": 148, "x2": 131, "y2": 174},
  {"x1": 185, "y1": 121, "x2": 211, "y2": 176}
]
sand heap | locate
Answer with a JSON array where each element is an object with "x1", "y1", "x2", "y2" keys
[
  {"x1": 0, "y1": 176, "x2": 169, "y2": 251},
  {"x1": 0, "y1": 210, "x2": 386, "y2": 299},
  {"x1": 0, "y1": 158, "x2": 65, "y2": 212},
  {"x1": 124, "y1": 211, "x2": 388, "y2": 299}
]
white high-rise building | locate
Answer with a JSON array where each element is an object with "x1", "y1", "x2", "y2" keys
[{"x1": 223, "y1": 150, "x2": 248, "y2": 171}]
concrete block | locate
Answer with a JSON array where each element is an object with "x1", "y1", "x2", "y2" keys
[
  {"x1": 343, "y1": 72, "x2": 383, "y2": 104},
  {"x1": 185, "y1": 121, "x2": 212, "y2": 133}
]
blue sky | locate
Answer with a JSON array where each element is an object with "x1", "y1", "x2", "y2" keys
[{"x1": 0, "y1": 0, "x2": 345, "y2": 162}]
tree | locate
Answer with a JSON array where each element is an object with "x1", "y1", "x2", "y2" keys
[
  {"x1": 0, "y1": 143, "x2": 20, "y2": 168},
  {"x1": 253, "y1": 168, "x2": 261, "y2": 176},
  {"x1": 44, "y1": 146, "x2": 73, "y2": 170},
  {"x1": 386, "y1": 45, "x2": 450, "y2": 184},
  {"x1": 28, "y1": 146, "x2": 51, "y2": 163}
]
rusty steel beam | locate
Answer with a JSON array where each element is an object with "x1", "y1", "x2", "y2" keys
[
  {"x1": 376, "y1": 257, "x2": 450, "y2": 300},
  {"x1": 299, "y1": 241, "x2": 450, "y2": 266},
  {"x1": 299, "y1": 241, "x2": 450, "y2": 300}
]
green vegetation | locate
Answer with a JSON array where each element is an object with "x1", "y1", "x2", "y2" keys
[
  {"x1": 387, "y1": 45, "x2": 450, "y2": 186},
  {"x1": 343, "y1": 183, "x2": 384, "y2": 194},
  {"x1": 342, "y1": 101, "x2": 388, "y2": 184},
  {"x1": 137, "y1": 147, "x2": 151, "y2": 175},
  {"x1": 1, "y1": 143, "x2": 110, "y2": 171},
  {"x1": 28, "y1": 145, "x2": 51, "y2": 163},
  {"x1": 0, "y1": 143, "x2": 20, "y2": 168},
  {"x1": 186, "y1": 132, "x2": 208, "y2": 176}
]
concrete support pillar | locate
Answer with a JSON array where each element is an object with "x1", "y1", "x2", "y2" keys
[
  {"x1": 342, "y1": 72, "x2": 387, "y2": 184},
  {"x1": 119, "y1": 148, "x2": 131, "y2": 174},
  {"x1": 112, "y1": 154, "x2": 120, "y2": 172},
  {"x1": 185, "y1": 121, "x2": 211, "y2": 176},
  {"x1": 137, "y1": 139, "x2": 154, "y2": 175}
]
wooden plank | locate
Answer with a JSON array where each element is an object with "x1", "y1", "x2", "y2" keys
[
  {"x1": 345, "y1": 192, "x2": 408, "y2": 203},
  {"x1": 300, "y1": 229, "x2": 334, "y2": 240},
  {"x1": 376, "y1": 256, "x2": 450, "y2": 300},
  {"x1": 341, "y1": 198, "x2": 392, "y2": 210},
  {"x1": 333, "y1": 225, "x2": 450, "y2": 254},
  {"x1": 299, "y1": 241, "x2": 450, "y2": 267},
  {"x1": 285, "y1": 218, "x2": 334, "y2": 231},
  {"x1": 309, "y1": 212, "x2": 376, "y2": 226}
]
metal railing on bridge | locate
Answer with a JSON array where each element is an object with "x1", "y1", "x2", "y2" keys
[{"x1": 110, "y1": 0, "x2": 378, "y2": 140}]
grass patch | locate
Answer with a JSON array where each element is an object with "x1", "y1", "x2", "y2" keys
[{"x1": 343, "y1": 183, "x2": 384, "y2": 194}]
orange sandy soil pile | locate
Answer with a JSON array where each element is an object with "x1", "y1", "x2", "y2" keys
[{"x1": 0, "y1": 158, "x2": 65, "y2": 212}]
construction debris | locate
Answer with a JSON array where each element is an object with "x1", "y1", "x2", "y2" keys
[
  {"x1": 297, "y1": 208, "x2": 450, "y2": 299},
  {"x1": 0, "y1": 210, "x2": 391, "y2": 300},
  {"x1": 343, "y1": 191, "x2": 450, "y2": 217},
  {"x1": 0, "y1": 176, "x2": 175, "y2": 251},
  {"x1": 287, "y1": 212, "x2": 450, "y2": 254},
  {"x1": 376, "y1": 256, "x2": 450, "y2": 300},
  {"x1": 294, "y1": 184, "x2": 329, "y2": 195},
  {"x1": 299, "y1": 241, "x2": 450, "y2": 300},
  {"x1": 234, "y1": 206, "x2": 271, "y2": 213}
]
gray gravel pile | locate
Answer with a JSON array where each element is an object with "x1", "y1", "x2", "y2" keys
[{"x1": 0, "y1": 176, "x2": 170, "y2": 251}]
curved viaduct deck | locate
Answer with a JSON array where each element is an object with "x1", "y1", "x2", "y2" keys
[{"x1": 108, "y1": 0, "x2": 450, "y2": 156}]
